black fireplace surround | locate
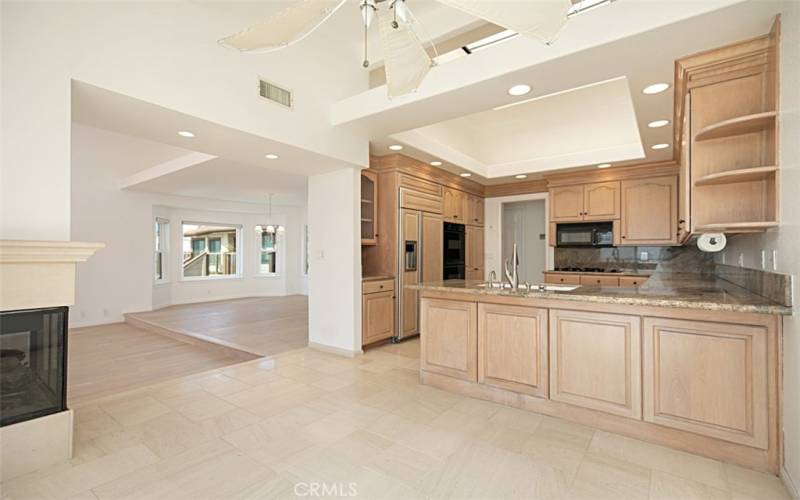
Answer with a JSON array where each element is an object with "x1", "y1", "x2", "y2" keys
[{"x1": 0, "y1": 307, "x2": 68, "y2": 427}]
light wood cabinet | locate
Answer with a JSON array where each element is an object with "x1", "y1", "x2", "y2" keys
[
  {"x1": 400, "y1": 188, "x2": 442, "y2": 214},
  {"x1": 478, "y1": 303, "x2": 548, "y2": 397},
  {"x1": 362, "y1": 279, "x2": 395, "y2": 347},
  {"x1": 360, "y1": 170, "x2": 378, "y2": 245},
  {"x1": 543, "y1": 273, "x2": 581, "y2": 285},
  {"x1": 579, "y1": 275, "x2": 620, "y2": 287},
  {"x1": 619, "y1": 276, "x2": 647, "y2": 287},
  {"x1": 549, "y1": 309, "x2": 642, "y2": 419},
  {"x1": 400, "y1": 209, "x2": 420, "y2": 337},
  {"x1": 420, "y1": 298, "x2": 477, "y2": 381},
  {"x1": 642, "y1": 317, "x2": 768, "y2": 449},
  {"x1": 550, "y1": 185, "x2": 585, "y2": 222},
  {"x1": 443, "y1": 187, "x2": 467, "y2": 223},
  {"x1": 620, "y1": 176, "x2": 679, "y2": 245},
  {"x1": 584, "y1": 182, "x2": 621, "y2": 220},
  {"x1": 466, "y1": 194, "x2": 484, "y2": 226},
  {"x1": 422, "y1": 213, "x2": 443, "y2": 283},
  {"x1": 465, "y1": 226, "x2": 484, "y2": 281}
]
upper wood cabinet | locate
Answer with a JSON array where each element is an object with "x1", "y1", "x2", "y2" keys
[
  {"x1": 360, "y1": 170, "x2": 378, "y2": 245},
  {"x1": 550, "y1": 182, "x2": 620, "y2": 222},
  {"x1": 466, "y1": 226, "x2": 484, "y2": 281},
  {"x1": 420, "y1": 298, "x2": 477, "y2": 382},
  {"x1": 642, "y1": 317, "x2": 769, "y2": 449},
  {"x1": 620, "y1": 176, "x2": 678, "y2": 246},
  {"x1": 549, "y1": 309, "x2": 642, "y2": 419},
  {"x1": 442, "y1": 187, "x2": 467, "y2": 223},
  {"x1": 478, "y1": 303, "x2": 548, "y2": 397},
  {"x1": 550, "y1": 185, "x2": 585, "y2": 222},
  {"x1": 466, "y1": 194, "x2": 485, "y2": 226}
]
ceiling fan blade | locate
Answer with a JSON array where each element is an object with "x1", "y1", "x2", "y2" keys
[
  {"x1": 219, "y1": 0, "x2": 347, "y2": 52},
  {"x1": 377, "y1": 9, "x2": 433, "y2": 98},
  {"x1": 434, "y1": 0, "x2": 572, "y2": 44}
]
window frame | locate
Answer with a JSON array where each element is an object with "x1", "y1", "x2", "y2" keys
[
  {"x1": 180, "y1": 221, "x2": 243, "y2": 282},
  {"x1": 154, "y1": 217, "x2": 170, "y2": 284},
  {"x1": 255, "y1": 224, "x2": 283, "y2": 277}
]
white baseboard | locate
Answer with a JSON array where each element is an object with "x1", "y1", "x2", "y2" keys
[
  {"x1": 783, "y1": 466, "x2": 799, "y2": 499},
  {"x1": 308, "y1": 341, "x2": 362, "y2": 358}
]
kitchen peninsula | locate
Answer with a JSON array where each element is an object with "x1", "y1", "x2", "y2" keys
[{"x1": 412, "y1": 272, "x2": 791, "y2": 474}]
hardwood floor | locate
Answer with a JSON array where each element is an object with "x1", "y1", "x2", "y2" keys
[
  {"x1": 124, "y1": 296, "x2": 309, "y2": 357},
  {"x1": 68, "y1": 323, "x2": 250, "y2": 405}
]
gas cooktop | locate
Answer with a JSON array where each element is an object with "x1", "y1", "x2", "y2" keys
[{"x1": 554, "y1": 267, "x2": 621, "y2": 273}]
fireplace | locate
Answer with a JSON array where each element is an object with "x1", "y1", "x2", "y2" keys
[{"x1": 0, "y1": 307, "x2": 68, "y2": 427}]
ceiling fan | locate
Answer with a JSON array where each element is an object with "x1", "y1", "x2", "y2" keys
[{"x1": 219, "y1": 0, "x2": 605, "y2": 98}]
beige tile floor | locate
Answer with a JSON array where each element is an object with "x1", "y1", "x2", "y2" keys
[{"x1": 2, "y1": 338, "x2": 791, "y2": 500}]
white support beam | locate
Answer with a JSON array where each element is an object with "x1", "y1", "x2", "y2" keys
[{"x1": 118, "y1": 152, "x2": 216, "y2": 189}]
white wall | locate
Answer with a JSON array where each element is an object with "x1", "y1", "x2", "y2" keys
[
  {"x1": 71, "y1": 125, "x2": 307, "y2": 328},
  {"x1": 712, "y1": 4, "x2": 799, "y2": 492},
  {"x1": 1, "y1": 1, "x2": 367, "y2": 241},
  {"x1": 485, "y1": 193, "x2": 554, "y2": 281},
  {"x1": 307, "y1": 168, "x2": 361, "y2": 355}
]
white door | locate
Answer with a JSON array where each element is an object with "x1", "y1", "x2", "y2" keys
[{"x1": 502, "y1": 200, "x2": 547, "y2": 284}]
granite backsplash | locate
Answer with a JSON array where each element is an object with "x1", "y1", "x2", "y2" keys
[{"x1": 554, "y1": 245, "x2": 715, "y2": 274}]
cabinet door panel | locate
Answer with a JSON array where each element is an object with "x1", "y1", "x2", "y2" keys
[
  {"x1": 362, "y1": 291, "x2": 394, "y2": 345},
  {"x1": 550, "y1": 309, "x2": 642, "y2": 419},
  {"x1": 584, "y1": 181, "x2": 620, "y2": 220},
  {"x1": 422, "y1": 214, "x2": 443, "y2": 283},
  {"x1": 467, "y1": 194, "x2": 485, "y2": 226},
  {"x1": 544, "y1": 273, "x2": 581, "y2": 285},
  {"x1": 466, "y1": 226, "x2": 484, "y2": 278},
  {"x1": 443, "y1": 187, "x2": 466, "y2": 223},
  {"x1": 621, "y1": 176, "x2": 678, "y2": 245},
  {"x1": 643, "y1": 317, "x2": 768, "y2": 449},
  {"x1": 550, "y1": 186, "x2": 585, "y2": 222},
  {"x1": 421, "y1": 299, "x2": 477, "y2": 381},
  {"x1": 478, "y1": 304, "x2": 548, "y2": 397}
]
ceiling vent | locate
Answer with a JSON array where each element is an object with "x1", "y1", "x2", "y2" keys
[{"x1": 259, "y1": 78, "x2": 292, "y2": 108}]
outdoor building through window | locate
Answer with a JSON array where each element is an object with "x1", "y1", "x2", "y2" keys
[
  {"x1": 256, "y1": 224, "x2": 283, "y2": 275},
  {"x1": 154, "y1": 218, "x2": 169, "y2": 282},
  {"x1": 182, "y1": 222, "x2": 240, "y2": 279}
]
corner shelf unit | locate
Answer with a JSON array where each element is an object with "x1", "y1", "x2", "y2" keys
[
  {"x1": 693, "y1": 221, "x2": 779, "y2": 233},
  {"x1": 693, "y1": 166, "x2": 778, "y2": 187},
  {"x1": 361, "y1": 170, "x2": 378, "y2": 245},
  {"x1": 693, "y1": 111, "x2": 777, "y2": 142}
]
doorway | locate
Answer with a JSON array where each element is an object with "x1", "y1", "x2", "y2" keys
[{"x1": 502, "y1": 200, "x2": 547, "y2": 284}]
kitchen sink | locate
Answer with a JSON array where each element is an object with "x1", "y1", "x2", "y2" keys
[{"x1": 476, "y1": 282, "x2": 581, "y2": 292}]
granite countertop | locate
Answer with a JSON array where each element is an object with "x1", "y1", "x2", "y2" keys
[
  {"x1": 408, "y1": 272, "x2": 792, "y2": 315},
  {"x1": 363, "y1": 275, "x2": 394, "y2": 282}
]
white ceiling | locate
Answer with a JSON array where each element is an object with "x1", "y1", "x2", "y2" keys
[{"x1": 357, "y1": 0, "x2": 782, "y2": 182}]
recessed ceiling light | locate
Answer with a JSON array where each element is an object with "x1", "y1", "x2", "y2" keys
[
  {"x1": 515, "y1": 174, "x2": 527, "y2": 179},
  {"x1": 177, "y1": 130, "x2": 195, "y2": 138},
  {"x1": 648, "y1": 119, "x2": 670, "y2": 128},
  {"x1": 388, "y1": 144, "x2": 403, "y2": 151},
  {"x1": 430, "y1": 160, "x2": 443, "y2": 166},
  {"x1": 460, "y1": 172, "x2": 472, "y2": 178},
  {"x1": 651, "y1": 143, "x2": 670, "y2": 150},
  {"x1": 508, "y1": 84, "x2": 532, "y2": 96},
  {"x1": 642, "y1": 83, "x2": 670, "y2": 95},
  {"x1": 265, "y1": 153, "x2": 279, "y2": 160},
  {"x1": 597, "y1": 163, "x2": 612, "y2": 169}
]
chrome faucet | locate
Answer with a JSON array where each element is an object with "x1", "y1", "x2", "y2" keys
[
  {"x1": 488, "y1": 270, "x2": 497, "y2": 288},
  {"x1": 504, "y1": 243, "x2": 520, "y2": 290}
]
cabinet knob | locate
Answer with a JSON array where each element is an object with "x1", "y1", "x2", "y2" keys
[
  {"x1": 379, "y1": 285, "x2": 384, "y2": 289},
  {"x1": 622, "y1": 236, "x2": 626, "y2": 239}
]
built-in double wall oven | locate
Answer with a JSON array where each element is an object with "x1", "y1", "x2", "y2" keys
[{"x1": 443, "y1": 222, "x2": 465, "y2": 280}]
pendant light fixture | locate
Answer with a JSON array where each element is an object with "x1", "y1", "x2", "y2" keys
[{"x1": 257, "y1": 194, "x2": 284, "y2": 234}]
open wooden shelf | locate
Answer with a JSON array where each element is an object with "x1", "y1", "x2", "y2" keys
[
  {"x1": 693, "y1": 221, "x2": 779, "y2": 233},
  {"x1": 694, "y1": 166, "x2": 778, "y2": 187},
  {"x1": 694, "y1": 111, "x2": 776, "y2": 142}
]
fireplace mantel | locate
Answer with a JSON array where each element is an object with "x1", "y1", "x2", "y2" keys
[{"x1": 0, "y1": 240, "x2": 104, "y2": 312}]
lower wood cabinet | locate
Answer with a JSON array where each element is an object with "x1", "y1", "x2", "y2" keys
[
  {"x1": 420, "y1": 298, "x2": 477, "y2": 381},
  {"x1": 549, "y1": 309, "x2": 642, "y2": 419},
  {"x1": 642, "y1": 317, "x2": 769, "y2": 449},
  {"x1": 362, "y1": 284, "x2": 395, "y2": 347},
  {"x1": 478, "y1": 303, "x2": 548, "y2": 397}
]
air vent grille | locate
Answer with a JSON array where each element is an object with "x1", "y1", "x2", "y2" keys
[{"x1": 259, "y1": 79, "x2": 292, "y2": 108}]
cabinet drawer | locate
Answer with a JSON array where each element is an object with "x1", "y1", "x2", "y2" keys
[
  {"x1": 400, "y1": 175, "x2": 442, "y2": 196},
  {"x1": 400, "y1": 188, "x2": 442, "y2": 214},
  {"x1": 619, "y1": 276, "x2": 648, "y2": 287},
  {"x1": 544, "y1": 273, "x2": 581, "y2": 285},
  {"x1": 363, "y1": 279, "x2": 395, "y2": 294},
  {"x1": 580, "y1": 275, "x2": 620, "y2": 287}
]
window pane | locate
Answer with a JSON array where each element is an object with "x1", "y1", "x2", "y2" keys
[
  {"x1": 182, "y1": 223, "x2": 239, "y2": 278},
  {"x1": 259, "y1": 251, "x2": 276, "y2": 274},
  {"x1": 155, "y1": 252, "x2": 163, "y2": 280}
]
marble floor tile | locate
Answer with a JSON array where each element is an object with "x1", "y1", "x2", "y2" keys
[
  {"x1": 569, "y1": 452, "x2": 652, "y2": 499},
  {"x1": 724, "y1": 463, "x2": 792, "y2": 500},
  {"x1": 650, "y1": 470, "x2": 731, "y2": 500}
]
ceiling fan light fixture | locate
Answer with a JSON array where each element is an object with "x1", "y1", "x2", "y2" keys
[
  {"x1": 360, "y1": 0, "x2": 377, "y2": 28},
  {"x1": 392, "y1": 0, "x2": 410, "y2": 24}
]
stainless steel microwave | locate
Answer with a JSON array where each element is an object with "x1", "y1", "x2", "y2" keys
[{"x1": 556, "y1": 222, "x2": 614, "y2": 248}]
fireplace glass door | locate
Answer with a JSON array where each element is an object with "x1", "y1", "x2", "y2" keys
[{"x1": 0, "y1": 307, "x2": 68, "y2": 427}]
